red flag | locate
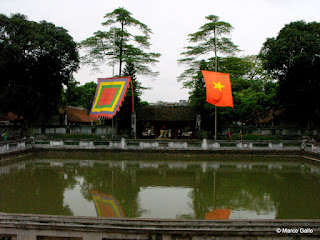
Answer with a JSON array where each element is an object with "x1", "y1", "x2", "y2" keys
[
  {"x1": 202, "y1": 70, "x2": 234, "y2": 108},
  {"x1": 205, "y1": 208, "x2": 231, "y2": 220}
]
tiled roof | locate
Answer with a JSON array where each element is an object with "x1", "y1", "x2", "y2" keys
[
  {"x1": 0, "y1": 112, "x2": 23, "y2": 121},
  {"x1": 60, "y1": 106, "x2": 97, "y2": 123}
]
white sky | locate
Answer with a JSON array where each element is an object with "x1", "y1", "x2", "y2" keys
[{"x1": 1, "y1": 0, "x2": 320, "y2": 103}]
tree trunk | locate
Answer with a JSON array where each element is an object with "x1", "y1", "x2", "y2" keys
[{"x1": 119, "y1": 22, "x2": 124, "y2": 76}]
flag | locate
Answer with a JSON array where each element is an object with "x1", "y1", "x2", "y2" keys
[
  {"x1": 90, "y1": 190, "x2": 125, "y2": 218},
  {"x1": 90, "y1": 77, "x2": 133, "y2": 119},
  {"x1": 205, "y1": 208, "x2": 231, "y2": 220},
  {"x1": 201, "y1": 70, "x2": 234, "y2": 108}
]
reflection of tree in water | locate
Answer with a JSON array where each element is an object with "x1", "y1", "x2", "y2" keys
[
  {"x1": 215, "y1": 172, "x2": 276, "y2": 212},
  {"x1": 2, "y1": 158, "x2": 319, "y2": 220},
  {"x1": 64, "y1": 168, "x2": 79, "y2": 190},
  {"x1": 268, "y1": 172, "x2": 320, "y2": 219},
  {"x1": 0, "y1": 166, "x2": 73, "y2": 216},
  {"x1": 194, "y1": 169, "x2": 320, "y2": 220},
  {"x1": 176, "y1": 212, "x2": 195, "y2": 220},
  {"x1": 76, "y1": 163, "x2": 320, "y2": 220},
  {"x1": 194, "y1": 171, "x2": 278, "y2": 219},
  {"x1": 175, "y1": 190, "x2": 196, "y2": 219},
  {"x1": 231, "y1": 191, "x2": 275, "y2": 214}
]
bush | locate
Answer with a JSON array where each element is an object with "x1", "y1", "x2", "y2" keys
[
  {"x1": 197, "y1": 130, "x2": 210, "y2": 139},
  {"x1": 242, "y1": 134, "x2": 282, "y2": 140}
]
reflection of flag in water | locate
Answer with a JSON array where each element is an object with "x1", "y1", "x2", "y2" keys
[
  {"x1": 205, "y1": 208, "x2": 231, "y2": 220},
  {"x1": 89, "y1": 77, "x2": 133, "y2": 119},
  {"x1": 90, "y1": 190, "x2": 125, "y2": 218}
]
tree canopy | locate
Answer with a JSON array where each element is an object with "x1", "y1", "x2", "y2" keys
[
  {"x1": 80, "y1": 7, "x2": 160, "y2": 76},
  {"x1": 63, "y1": 79, "x2": 97, "y2": 113},
  {"x1": 259, "y1": 20, "x2": 320, "y2": 125},
  {"x1": 178, "y1": 14, "x2": 239, "y2": 86},
  {"x1": 189, "y1": 56, "x2": 277, "y2": 134},
  {"x1": 0, "y1": 13, "x2": 79, "y2": 124}
]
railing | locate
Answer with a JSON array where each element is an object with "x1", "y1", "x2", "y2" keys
[
  {"x1": 0, "y1": 140, "x2": 32, "y2": 155},
  {"x1": 0, "y1": 138, "x2": 319, "y2": 155},
  {"x1": 33, "y1": 138, "x2": 313, "y2": 151}
]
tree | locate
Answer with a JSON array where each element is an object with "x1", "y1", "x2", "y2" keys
[
  {"x1": 122, "y1": 60, "x2": 147, "y2": 108},
  {"x1": 189, "y1": 57, "x2": 278, "y2": 131},
  {"x1": 117, "y1": 60, "x2": 149, "y2": 136},
  {"x1": 64, "y1": 80, "x2": 97, "y2": 112},
  {"x1": 259, "y1": 20, "x2": 320, "y2": 126},
  {"x1": 178, "y1": 15, "x2": 239, "y2": 86},
  {"x1": 62, "y1": 77, "x2": 80, "y2": 108},
  {"x1": 0, "y1": 13, "x2": 79, "y2": 125},
  {"x1": 178, "y1": 14, "x2": 240, "y2": 139},
  {"x1": 80, "y1": 7, "x2": 160, "y2": 76}
]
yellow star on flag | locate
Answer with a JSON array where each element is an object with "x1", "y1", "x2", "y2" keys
[{"x1": 213, "y1": 81, "x2": 225, "y2": 92}]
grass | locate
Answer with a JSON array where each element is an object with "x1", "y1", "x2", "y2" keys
[{"x1": 241, "y1": 134, "x2": 283, "y2": 141}]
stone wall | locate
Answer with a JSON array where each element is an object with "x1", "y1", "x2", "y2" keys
[
  {"x1": 1, "y1": 125, "x2": 319, "y2": 140},
  {"x1": 0, "y1": 213, "x2": 319, "y2": 240},
  {"x1": 31, "y1": 125, "x2": 113, "y2": 137}
]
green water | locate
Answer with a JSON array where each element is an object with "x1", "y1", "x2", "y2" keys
[{"x1": 0, "y1": 153, "x2": 319, "y2": 220}]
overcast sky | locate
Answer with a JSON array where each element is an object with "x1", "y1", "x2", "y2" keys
[{"x1": 1, "y1": 0, "x2": 320, "y2": 103}]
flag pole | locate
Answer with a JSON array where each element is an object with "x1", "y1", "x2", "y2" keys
[
  {"x1": 112, "y1": 27, "x2": 115, "y2": 140},
  {"x1": 214, "y1": 23, "x2": 218, "y2": 141}
]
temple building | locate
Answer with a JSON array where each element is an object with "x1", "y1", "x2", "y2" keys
[{"x1": 136, "y1": 101, "x2": 199, "y2": 139}]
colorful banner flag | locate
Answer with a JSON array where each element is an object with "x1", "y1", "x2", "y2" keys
[
  {"x1": 201, "y1": 70, "x2": 234, "y2": 108},
  {"x1": 90, "y1": 190, "x2": 125, "y2": 218},
  {"x1": 89, "y1": 77, "x2": 133, "y2": 119}
]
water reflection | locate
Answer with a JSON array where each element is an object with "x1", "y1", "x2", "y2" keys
[
  {"x1": 138, "y1": 187, "x2": 194, "y2": 219},
  {"x1": 90, "y1": 190, "x2": 124, "y2": 218},
  {"x1": 63, "y1": 177, "x2": 96, "y2": 217},
  {"x1": 205, "y1": 209, "x2": 231, "y2": 220},
  {"x1": 0, "y1": 157, "x2": 319, "y2": 220}
]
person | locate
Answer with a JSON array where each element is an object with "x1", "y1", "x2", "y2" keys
[
  {"x1": 2, "y1": 131, "x2": 7, "y2": 141},
  {"x1": 239, "y1": 131, "x2": 243, "y2": 140},
  {"x1": 227, "y1": 131, "x2": 232, "y2": 140}
]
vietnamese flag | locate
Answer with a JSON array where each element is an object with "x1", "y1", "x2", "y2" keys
[{"x1": 201, "y1": 70, "x2": 234, "y2": 108}]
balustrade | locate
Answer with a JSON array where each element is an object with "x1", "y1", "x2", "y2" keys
[{"x1": 0, "y1": 138, "x2": 319, "y2": 154}]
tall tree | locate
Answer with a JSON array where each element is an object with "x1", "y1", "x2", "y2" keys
[
  {"x1": 118, "y1": 61, "x2": 143, "y2": 135},
  {"x1": 80, "y1": 7, "x2": 160, "y2": 76},
  {"x1": 178, "y1": 15, "x2": 239, "y2": 86},
  {"x1": 0, "y1": 13, "x2": 79, "y2": 125},
  {"x1": 259, "y1": 20, "x2": 320, "y2": 127},
  {"x1": 178, "y1": 15, "x2": 239, "y2": 139},
  {"x1": 122, "y1": 61, "x2": 147, "y2": 107}
]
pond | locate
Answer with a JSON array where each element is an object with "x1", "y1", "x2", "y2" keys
[{"x1": 0, "y1": 153, "x2": 319, "y2": 220}]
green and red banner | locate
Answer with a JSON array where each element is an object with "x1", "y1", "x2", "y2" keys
[{"x1": 90, "y1": 77, "x2": 133, "y2": 119}]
